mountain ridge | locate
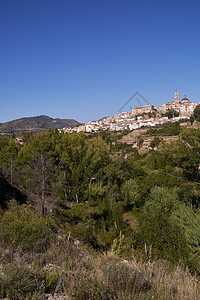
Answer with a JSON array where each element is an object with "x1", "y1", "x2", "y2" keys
[{"x1": 0, "y1": 115, "x2": 79, "y2": 134}]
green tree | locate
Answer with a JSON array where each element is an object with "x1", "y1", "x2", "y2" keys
[
  {"x1": 163, "y1": 128, "x2": 200, "y2": 180},
  {"x1": 150, "y1": 137, "x2": 161, "y2": 149},
  {"x1": 0, "y1": 200, "x2": 53, "y2": 252},
  {"x1": 138, "y1": 186, "x2": 188, "y2": 262},
  {"x1": 55, "y1": 134, "x2": 110, "y2": 203},
  {"x1": 192, "y1": 104, "x2": 200, "y2": 122},
  {"x1": 0, "y1": 137, "x2": 19, "y2": 185},
  {"x1": 163, "y1": 109, "x2": 179, "y2": 119},
  {"x1": 172, "y1": 204, "x2": 200, "y2": 272},
  {"x1": 17, "y1": 131, "x2": 58, "y2": 215},
  {"x1": 137, "y1": 138, "x2": 144, "y2": 148},
  {"x1": 121, "y1": 179, "x2": 139, "y2": 206}
]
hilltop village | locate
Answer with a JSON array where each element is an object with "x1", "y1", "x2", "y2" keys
[{"x1": 62, "y1": 91, "x2": 199, "y2": 133}]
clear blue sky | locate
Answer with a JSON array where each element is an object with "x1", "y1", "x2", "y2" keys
[{"x1": 1, "y1": 0, "x2": 200, "y2": 123}]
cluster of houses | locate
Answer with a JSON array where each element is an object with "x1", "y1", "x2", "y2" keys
[{"x1": 62, "y1": 91, "x2": 199, "y2": 133}]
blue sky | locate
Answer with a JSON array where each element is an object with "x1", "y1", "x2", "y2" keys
[{"x1": 1, "y1": 0, "x2": 200, "y2": 123}]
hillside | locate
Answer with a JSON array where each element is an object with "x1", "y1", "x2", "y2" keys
[
  {"x1": 0, "y1": 115, "x2": 79, "y2": 134},
  {"x1": 0, "y1": 172, "x2": 26, "y2": 208},
  {"x1": 118, "y1": 127, "x2": 178, "y2": 154},
  {"x1": 116, "y1": 121, "x2": 196, "y2": 154},
  {"x1": 1, "y1": 124, "x2": 200, "y2": 298}
]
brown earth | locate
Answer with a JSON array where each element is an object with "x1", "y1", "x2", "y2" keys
[{"x1": 119, "y1": 127, "x2": 179, "y2": 154}]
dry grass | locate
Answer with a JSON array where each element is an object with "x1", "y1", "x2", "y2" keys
[
  {"x1": 98, "y1": 252, "x2": 200, "y2": 300},
  {"x1": 0, "y1": 235, "x2": 200, "y2": 299}
]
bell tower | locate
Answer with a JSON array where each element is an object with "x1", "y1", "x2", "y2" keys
[{"x1": 175, "y1": 90, "x2": 179, "y2": 104}]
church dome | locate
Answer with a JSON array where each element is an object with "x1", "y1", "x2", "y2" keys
[{"x1": 181, "y1": 95, "x2": 189, "y2": 102}]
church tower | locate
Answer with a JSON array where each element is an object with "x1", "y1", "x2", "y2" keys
[{"x1": 175, "y1": 90, "x2": 179, "y2": 104}]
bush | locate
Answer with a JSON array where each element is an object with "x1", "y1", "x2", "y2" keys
[
  {"x1": 163, "y1": 109, "x2": 179, "y2": 119},
  {"x1": 103, "y1": 261, "x2": 151, "y2": 297},
  {"x1": 137, "y1": 138, "x2": 144, "y2": 148},
  {"x1": 45, "y1": 269, "x2": 59, "y2": 293},
  {"x1": 192, "y1": 104, "x2": 200, "y2": 122},
  {"x1": 68, "y1": 271, "x2": 113, "y2": 300},
  {"x1": 150, "y1": 137, "x2": 161, "y2": 149},
  {"x1": 0, "y1": 200, "x2": 54, "y2": 252},
  {"x1": 147, "y1": 122, "x2": 180, "y2": 136},
  {"x1": 0, "y1": 263, "x2": 37, "y2": 298},
  {"x1": 138, "y1": 187, "x2": 188, "y2": 263}
]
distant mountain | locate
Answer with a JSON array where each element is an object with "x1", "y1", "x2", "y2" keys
[{"x1": 0, "y1": 115, "x2": 79, "y2": 134}]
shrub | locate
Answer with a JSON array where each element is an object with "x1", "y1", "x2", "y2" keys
[
  {"x1": 147, "y1": 122, "x2": 180, "y2": 136},
  {"x1": 66, "y1": 270, "x2": 114, "y2": 300},
  {"x1": 0, "y1": 200, "x2": 54, "y2": 252},
  {"x1": 163, "y1": 109, "x2": 179, "y2": 119},
  {"x1": 138, "y1": 187, "x2": 188, "y2": 263},
  {"x1": 45, "y1": 269, "x2": 59, "y2": 293},
  {"x1": 192, "y1": 104, "x2": 200, "y2": 122},
  {"x1": 150, "y1": 137, "x2": 161, "y2": 149},
  {"x1": 103, "y1": 261, "x2": 151, "y2": 297},
  {"x1": 137, "y1": 138, "x2": 144, "y2": 148},
  {"x1": 0, "y1": 263, "x2": 37, "y2": 298}
]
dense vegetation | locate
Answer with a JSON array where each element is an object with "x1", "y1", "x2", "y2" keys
[
  {"x1": 146, "y1": 122, "x2": 181, "y2": 136},
  {"x1": 1, "y1": 125, "x2": 200, "y2": 299},
  {"x1": 162, "y1": 109, "x2": 179, "y2": 119}
]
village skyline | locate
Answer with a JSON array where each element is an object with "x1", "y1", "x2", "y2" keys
[{"x1": 63, "y1": 90, "x2": 199, "y2": 133}]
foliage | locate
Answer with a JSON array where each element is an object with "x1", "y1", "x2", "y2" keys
[
  {"x1": 0, "y1": 263, "x2": 38, "y2": 298},
  {"x1": 162, "y1": 109, "x2": 179, "y2": 119},
  {"x1": 103, "y1": 260, "x2": 151, "y2": 297},
  {"x1": 150, "y1": 136, "x2": 161, "y2": 149},
  {"x1": 138, "y1": 187, "x2": 188, "y2": 263},
  {"x1": 1, "y1": 126, "x2": 200, "y2": 297},
  {"x1": 111, "y1": 231, "x2": 125, "y2": 256},
  {"x1": 121, "y1": 178, "x2": 140, "y2": 207},
  {"x1": 172, "y1": 204, "x2": 200, "y2": 272},
  {"x1": 137, "y1": 138, "x2": 144, "y2": 148},
  {"x1": 45, "y1": 269, "x2": 59, "y2": 292},
  {"x1": 0, "y1": 200, "x2": 53, "y2": 252},
  {"x1": 147, "y1": 122, "x2": 180, "y2": 136},
  {"x1": 192, "y1": 104, "x2": 200, "y2": 122}
]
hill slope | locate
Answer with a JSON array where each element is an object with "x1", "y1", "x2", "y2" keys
[
  {"x1": 0, "y1": 115, "x2": 79, "y2": 134},
  {"x1": 0, "y1": 172, "x2": 26, "y2": 208}
]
